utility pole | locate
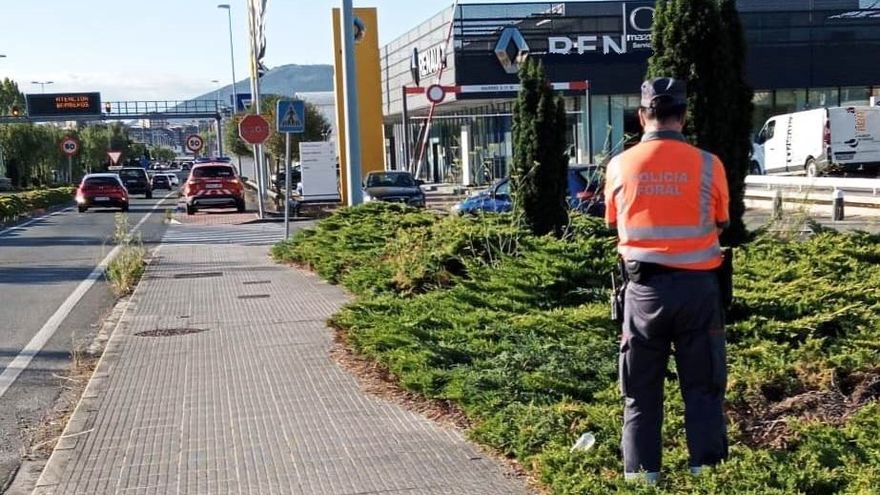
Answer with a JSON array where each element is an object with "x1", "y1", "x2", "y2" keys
[{"x1": 341, "y1": 0, "x2": 363, "y2": 205}]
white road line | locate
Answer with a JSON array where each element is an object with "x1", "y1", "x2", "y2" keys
[
  {"x1": 0, "y1": 206, "x2": 76, "y2": 238},
  {"x1": 0, "y1": 193, "x2": 174, "y2": 399}
]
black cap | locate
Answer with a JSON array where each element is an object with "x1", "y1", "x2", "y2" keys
[{"x1": 640, "y1": 77, "x2": 687, "y2": 108}]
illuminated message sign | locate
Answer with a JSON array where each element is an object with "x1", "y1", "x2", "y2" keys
[{"x1": 26, "y1": 92, "x2": 102, "y2": 117}]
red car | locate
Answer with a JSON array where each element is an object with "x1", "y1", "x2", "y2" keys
[
  {"x1": 184, "y1": 163, "x2": 247, "y2": 215},
  {"x1": 76, "y1": 173, "x2": 130, "y2": 213}
]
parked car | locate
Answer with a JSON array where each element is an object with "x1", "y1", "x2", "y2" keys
[
  {"x1": 452, "y1": 165, "x2": 605, "y2": 217},
  {"x1": 117, "y1": 167, "x2": 152, "y2": 199},
  {"x1": 184, "y1": 163, "x2": 247, "y2": 215},
  {"x1": 271, "y1": 166, "x2": 302, "y2": 192},
  {"x1": 151, "y1": 174, "x2": 171, "y2": 190},
  {"x1": 753, "y1": 106, "x2": 880, "y2": 176},
  {"x1": 362, "y1": 171, "x2": 425, "y2": 207},
  {"x1": 76, "y1": 174, "x2": 129, "y2": 213}
]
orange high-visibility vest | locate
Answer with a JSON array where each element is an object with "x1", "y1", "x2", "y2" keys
[{"x1": 604, "y1": 131, "x2": 730, "y2": 271}]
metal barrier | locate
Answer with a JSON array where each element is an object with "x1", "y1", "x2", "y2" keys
[{"x1": 745, "y1": 175, "x2": 880, "y2": 196}]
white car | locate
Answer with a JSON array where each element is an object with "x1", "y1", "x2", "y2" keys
[{"x1": 163, "y1": 173, "x2": 180, "y2": 186}]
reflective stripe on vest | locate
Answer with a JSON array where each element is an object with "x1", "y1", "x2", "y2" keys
[
  {"x1": 616, "y1": 151, "x2": 716, "y2": 241},
  {"x1": 620, "y1": 243, "x2": 722, "y2": 266}
]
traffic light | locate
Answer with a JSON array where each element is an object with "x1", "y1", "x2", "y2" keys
[{"x1": 11, "y1": 105, "x2": 20, "y2": 117}]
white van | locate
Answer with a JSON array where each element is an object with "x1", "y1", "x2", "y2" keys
[{"x1": 752, "y1": 106, "x2": 880, "y2": 176}]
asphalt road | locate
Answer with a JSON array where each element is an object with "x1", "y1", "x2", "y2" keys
[{"x1": 0, "y1": 192, "x2": 177, "y2": 490}]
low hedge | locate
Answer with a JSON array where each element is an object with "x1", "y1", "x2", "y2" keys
[
  {"x1": 273, "y1": 203, "x2": 880, "y2": 494},
  {"x1": 0, "y1": 187, "x2": 75, "y2": 224}
]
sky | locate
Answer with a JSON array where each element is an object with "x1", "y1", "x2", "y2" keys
[{"x1": 0, "y1": 0, "x2": 522, "y2": 102}]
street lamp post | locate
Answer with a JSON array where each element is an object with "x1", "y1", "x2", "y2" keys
[
  {"x1": 31, "y1": 80, "x2": 54, "y2": 93},
  {"x1": 211, "y1": 79, "x2": 222, "y2": 156},
  {"x1": 217, "y1": 4, "x2": 238, "y2": 113}
]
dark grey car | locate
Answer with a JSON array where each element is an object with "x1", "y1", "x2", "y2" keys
[{"x1": 363, "y1": 171, "x2": 425, "y2": 207}]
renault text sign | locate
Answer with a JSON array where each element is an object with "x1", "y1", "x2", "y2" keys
[
  {"x1": 417, "y1": 45, "x2": 447, "y2": 79},
  {"x1": 548, "y1": 2, "x2": 654, "y2": 56},
  {"x1": 26, "y1": 92, "x2": 102, "y2": 117}
]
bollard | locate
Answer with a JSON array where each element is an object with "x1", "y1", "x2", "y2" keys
[
  {"x1": 772, "y1": 189, "x2": 783, "y2": 220},
  {"x1": 832, "y1": 188, "x2": 845, "y2": 221}
]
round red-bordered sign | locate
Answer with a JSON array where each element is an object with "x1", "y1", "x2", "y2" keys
[
  {"x1": 60, "y1": 136, "x2": 80, "y2": 157},
  {"x1": 426, "y1": 84, "x2": 446, "y2": 104},
  {"x1": 239, "y1": 114, "x2": 271, "y2": 145},
  {"x1": 185, "y1": 134, "x2": 205, "y2": 153}
]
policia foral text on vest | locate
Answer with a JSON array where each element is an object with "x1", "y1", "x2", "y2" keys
[{"x1": 605, "y1": 77, "x2": 734, "y2": 485}]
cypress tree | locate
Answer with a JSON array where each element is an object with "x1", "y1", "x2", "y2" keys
[
  {"x1": 717, "y1": 0, "x2": 753, "y2": 245},
  {"x1": 647, "y1": 0, "x2": 753, "y2": 246},
  {"x1": 511, "y1": 59, "x2": 568, "y2": 237}
]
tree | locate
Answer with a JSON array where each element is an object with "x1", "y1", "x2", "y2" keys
[
  {"x1": 151, "y1": 146, "x2": 176, "y2": 162},
  {"x1": 510, "y1": 59, "x2": 569, "y2": 237},
  {"x1": 0, "y1": 78, "x2": 25, "y2": 115},
  {"x1": 647, "y1": 0, "x2": 753, "y2": 246},
  {"x1": 224, "y1": 96, "x2": 332, "y2": 173}
]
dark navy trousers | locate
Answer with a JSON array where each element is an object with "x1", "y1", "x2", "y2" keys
[{"x1": 619, "y1": 270, "x2": 728, "y2": 474}]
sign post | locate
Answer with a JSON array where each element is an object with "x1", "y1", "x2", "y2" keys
[
  {"x1": 239, "y1": 114, "x2": 271, "y2": 218},
  {"x1": 276, "y1": 100, "x2": 306, "y2": 237},
  {"x1": 60, "y1": 136, "x2": 80, "y2": 183}
]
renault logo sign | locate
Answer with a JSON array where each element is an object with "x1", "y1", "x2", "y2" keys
[{"x1": 494, "y1": 27, "x2": 530, "y2": 74}]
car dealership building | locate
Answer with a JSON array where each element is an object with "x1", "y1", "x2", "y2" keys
[{"x1": 380, "y1": 0, "x2": 880, "y2": 184}]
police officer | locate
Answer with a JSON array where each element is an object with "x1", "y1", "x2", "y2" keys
[{"x1": 604, "y1": 77, "x2": 730, "y2": 484}]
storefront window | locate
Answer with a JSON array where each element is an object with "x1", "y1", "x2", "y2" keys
[
  {"x1": 609, "y1": 95, "x2": 641, "y2": 156},
  {"x1": 590, "y1": 95, "x2": 610, "y2": 161},
  {"x1": 752, "y1": 91, "x2": 774, "y2": 133},
  {"x1": 807, "y1": 87, "x2": 839, "y2": 108},
  {"x1": 774, "y1": 89, "x2": 807, "y2": 114},
  {"x1": 840, "y1": 87, "x2": 870, "y2": 106}
]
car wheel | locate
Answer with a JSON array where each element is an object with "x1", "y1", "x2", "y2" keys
[
  {"x1": 78, "y1": 205, "x2": 87, "y2": 213},
  {"x1": 805, "y1": 158, "x2": 819, "y2": 178},
  {"x1": 121, "y1": 203, "x2": 129, "y2": 213},
  {"x1": 236, "y1": 199, "x2": 246, "y2": 213},
  {"x1": 186, "y1": 204, "x2": 196, "y2": 216},
  {"x1": 146, "y1": 190, "x2": 153, "y2": 199}
]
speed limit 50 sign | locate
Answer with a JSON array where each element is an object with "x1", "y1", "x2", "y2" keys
[
  {"x1": 60, "y1": 136, "x2": 80, "y2": 157},
  {"x1": 185, "y1": 134, "x2": 204, "y2": 153}
]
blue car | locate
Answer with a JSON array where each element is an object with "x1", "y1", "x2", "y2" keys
[{"x1": 452, "y1": 165, "x2": 605, "y2": 217}]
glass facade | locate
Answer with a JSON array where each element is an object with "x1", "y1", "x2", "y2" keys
[{"x1": 382, "y1": 1, "x2": 880, "y2": 183}]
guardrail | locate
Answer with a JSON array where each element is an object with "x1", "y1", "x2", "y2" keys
[{"x1": 745, "y1": 175, "x2": 880, "y2": 196}]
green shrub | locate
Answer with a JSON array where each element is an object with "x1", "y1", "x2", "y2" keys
[
  {"x1": 277, "y1": 205, "x2": 880, "y2": 494},
  {"x1": 0, "y1": 187, "x2": 75, "y2": 223}
]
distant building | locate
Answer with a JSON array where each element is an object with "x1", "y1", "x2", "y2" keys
[{"x1": 296, "y1": 91, "x2": 337, "y2": 145}]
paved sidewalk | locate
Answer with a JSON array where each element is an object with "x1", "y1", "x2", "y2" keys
[{"x1": 34, "y1": 222, "x2": 528, "y2": 494}]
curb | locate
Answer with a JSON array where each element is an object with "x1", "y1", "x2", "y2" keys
[{"x1": 30, "y1": 248, "x2": 158, "y2": 494}]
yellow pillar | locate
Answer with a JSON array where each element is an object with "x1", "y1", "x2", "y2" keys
[{"x1": 332, "y1": 7, "x2": 386, "y2": 205}]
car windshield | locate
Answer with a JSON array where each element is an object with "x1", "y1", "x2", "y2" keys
[
  {"x1": 495, "y1": 180, "x2": 510, "y2": 196},
  {"x1": 366, "y1": 173, "x2": 415, "y2": 188},
  {"x1": 119, "y1": 169, "x2": 144, "y2": 178},
  {"x1": 192, "y1": 166, "x2": 235, "y2": 178},
  {"x1": 84, "y1": 177, "x2": 119, "y2": 187}
]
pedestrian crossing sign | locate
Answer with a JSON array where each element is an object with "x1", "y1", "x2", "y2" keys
[{"x1": 276, "y1": 99, "x2": 306, "y2": 134}]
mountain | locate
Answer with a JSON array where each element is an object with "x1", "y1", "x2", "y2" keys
[{"x1": 191, "y1": 64, "x2": 334, "y2": 102}]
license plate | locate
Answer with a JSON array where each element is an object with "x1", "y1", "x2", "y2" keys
[
  {"x1": 95, "y1": 197, "x2": 110, "y2": 201},
  {"x1": 206, "y1": 184, "x2": 222, "y2": 189}
]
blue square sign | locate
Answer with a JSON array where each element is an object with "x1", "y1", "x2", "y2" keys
[{"x1": 276, "y1": 100, "x2": 305, "y2": 134}]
